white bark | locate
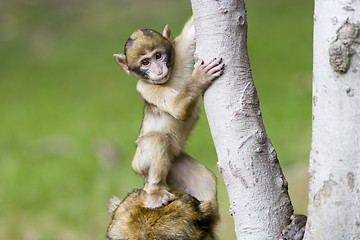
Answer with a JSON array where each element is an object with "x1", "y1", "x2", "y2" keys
[
  {"x1": 190, "y1": 0, "x2": 293, "y2": 239},
  {"x1": 305, "y1": 1, "x2": 360, "y2": 239}
]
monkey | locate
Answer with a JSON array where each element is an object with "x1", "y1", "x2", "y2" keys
[
  {"x1": 107, "y1": 189, "x2": 218, "y2": 240},
  {"x1": 113, "y1": 17, "x2": 224, "y2": 212}
]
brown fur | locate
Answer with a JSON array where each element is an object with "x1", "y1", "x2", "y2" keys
[{"x1": 107, "y1": 189, "x2": 218, "y2": 240}]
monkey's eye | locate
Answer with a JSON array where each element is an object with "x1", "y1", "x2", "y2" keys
[
  {"x1": 141, "y1": 59, "x2": 150, "y2": 66},
  {"x1": 155, "y1": 52, "x2": 162, "y2": 60}
]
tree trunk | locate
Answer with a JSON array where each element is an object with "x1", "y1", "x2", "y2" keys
[
  {"x1": 304, "y1": 1, "x2": 360, "y2": 239},
  {"x1": 190, "y1": 0, "x2": 294, "y2": 239}
]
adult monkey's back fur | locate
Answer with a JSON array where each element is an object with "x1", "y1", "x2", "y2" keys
[{"x1": 107, "y1": 189, "x2": 218, "y2": 240}]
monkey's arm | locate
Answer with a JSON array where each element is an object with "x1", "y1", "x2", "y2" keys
[
  {"x1": 137, "y1": 58, "x2": 224, "y2": 120},
  {"x1": 136, "y1": 81, "x2": 181, "y2": 117},
  {"x1": 172, "y1": 17, "x2": 196, "y2": 78}
]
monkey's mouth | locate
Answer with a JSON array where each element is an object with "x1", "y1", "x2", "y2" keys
[{"x1": 151, "y1": 73, "x2": 170, "y2": 85}]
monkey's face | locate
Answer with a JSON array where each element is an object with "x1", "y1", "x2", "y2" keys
[
  {"x1": 126, "y1": 29, "x2": 174, "y2": 85},
  {"x1": 114, "y1": 29, "x2": 174, "y2": 85},
  {"x1": 135, "y1": 49, "x2": 171, "y2": 84}
]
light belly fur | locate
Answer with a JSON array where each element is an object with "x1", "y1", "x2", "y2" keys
[{"x1": 139, "y1": 104, "x2": 199, "y2": 153}]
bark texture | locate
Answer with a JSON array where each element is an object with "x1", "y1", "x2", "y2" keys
[
  {"x1": 190, "y1": 0, "x2": 294, "y2": 239},
  {"x1": 305, "y1": 1, "x2": 360, "y2": 239}
]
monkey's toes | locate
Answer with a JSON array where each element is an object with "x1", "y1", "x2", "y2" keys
[{"x1": 144, "y1": 190, "x2": 175, "y2": 209}]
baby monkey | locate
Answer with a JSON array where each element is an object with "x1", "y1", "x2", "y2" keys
[{"x1": 114, "y1": 17, "x2": 224, "y2": 211}]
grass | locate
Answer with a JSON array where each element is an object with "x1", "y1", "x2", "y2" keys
[{"x1": 0, "y1": 0, "x2": 313, "y2": 239}]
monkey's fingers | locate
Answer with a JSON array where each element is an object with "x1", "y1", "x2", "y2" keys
[
  {"x1": 207, "y1": 69, "x2": 224, "y2": 81},
  {"x1": 210, "y1": 69, "x2": 224, "y2": 79},
  {"x1": 194, "y1": 59, "x2": 205, "y2": 68},
  {"x1": 203, "y1": 58, "x2": 222, "y2": 72},
  {"x1": 208, "y1": 62, "x2": 225, "y2": 75},
  {"x1": 206, "y1": 62, "x2": 224, "y2": 82}
]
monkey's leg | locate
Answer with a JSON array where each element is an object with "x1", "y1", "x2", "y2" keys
[
  {"x1": 167, "y1": 152, "x2": 218, "y2": 216},
  {"x1": 133, "y1": 132, "x2": 175, "y2": 208}
]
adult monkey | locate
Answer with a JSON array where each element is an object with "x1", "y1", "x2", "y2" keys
[{"x1": 107, "y1": 189, "x2": 218, "y2": 240}]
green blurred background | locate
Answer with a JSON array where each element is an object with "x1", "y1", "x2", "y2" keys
[{"x1": 0, "y1": 0, "x2": 313, "y2": 239}]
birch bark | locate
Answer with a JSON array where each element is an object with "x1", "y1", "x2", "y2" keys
[
  {"x1": 190, "y1": 0, "x2": 294, "y2": 239},
  {"x1": 304, "y1": 1, "x2": 360, "y2": 239}
]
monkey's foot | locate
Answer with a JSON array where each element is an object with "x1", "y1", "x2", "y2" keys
[
  {"x1": 144, "y1": 189, "x2": 175, "y2": 209},
  {"x1": 280, "y1": 214, "x2": 307, "y2": 240}
]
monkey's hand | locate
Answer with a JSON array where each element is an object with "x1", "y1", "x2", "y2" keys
[
  {"x1": 193, "y1": 58, "x2": 225, "y2": 91},
  {"x1": 168, "y1": 57, "x2": 224, "y2": 120},
  {"x1": 144, "y1": 189, "x2": 175, "y2": 209},
  {"x1": 280, "y1": 214, "x2": 307, "y2": 240}
]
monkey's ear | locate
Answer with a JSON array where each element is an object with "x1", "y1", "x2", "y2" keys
[
  {"x1": 162, "y1": 25, "x2": 174, "y2": 43},
  {"x1": 113, "y1": 53, "x2": 130, "y2": 75},
  {"x1": 108, "y1": 196, "x2": 121, "y2": 214}
]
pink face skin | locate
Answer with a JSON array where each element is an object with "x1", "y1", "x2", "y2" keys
[{"x1": 138, "y1": 50, "x2": 170, "y2": 84}]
